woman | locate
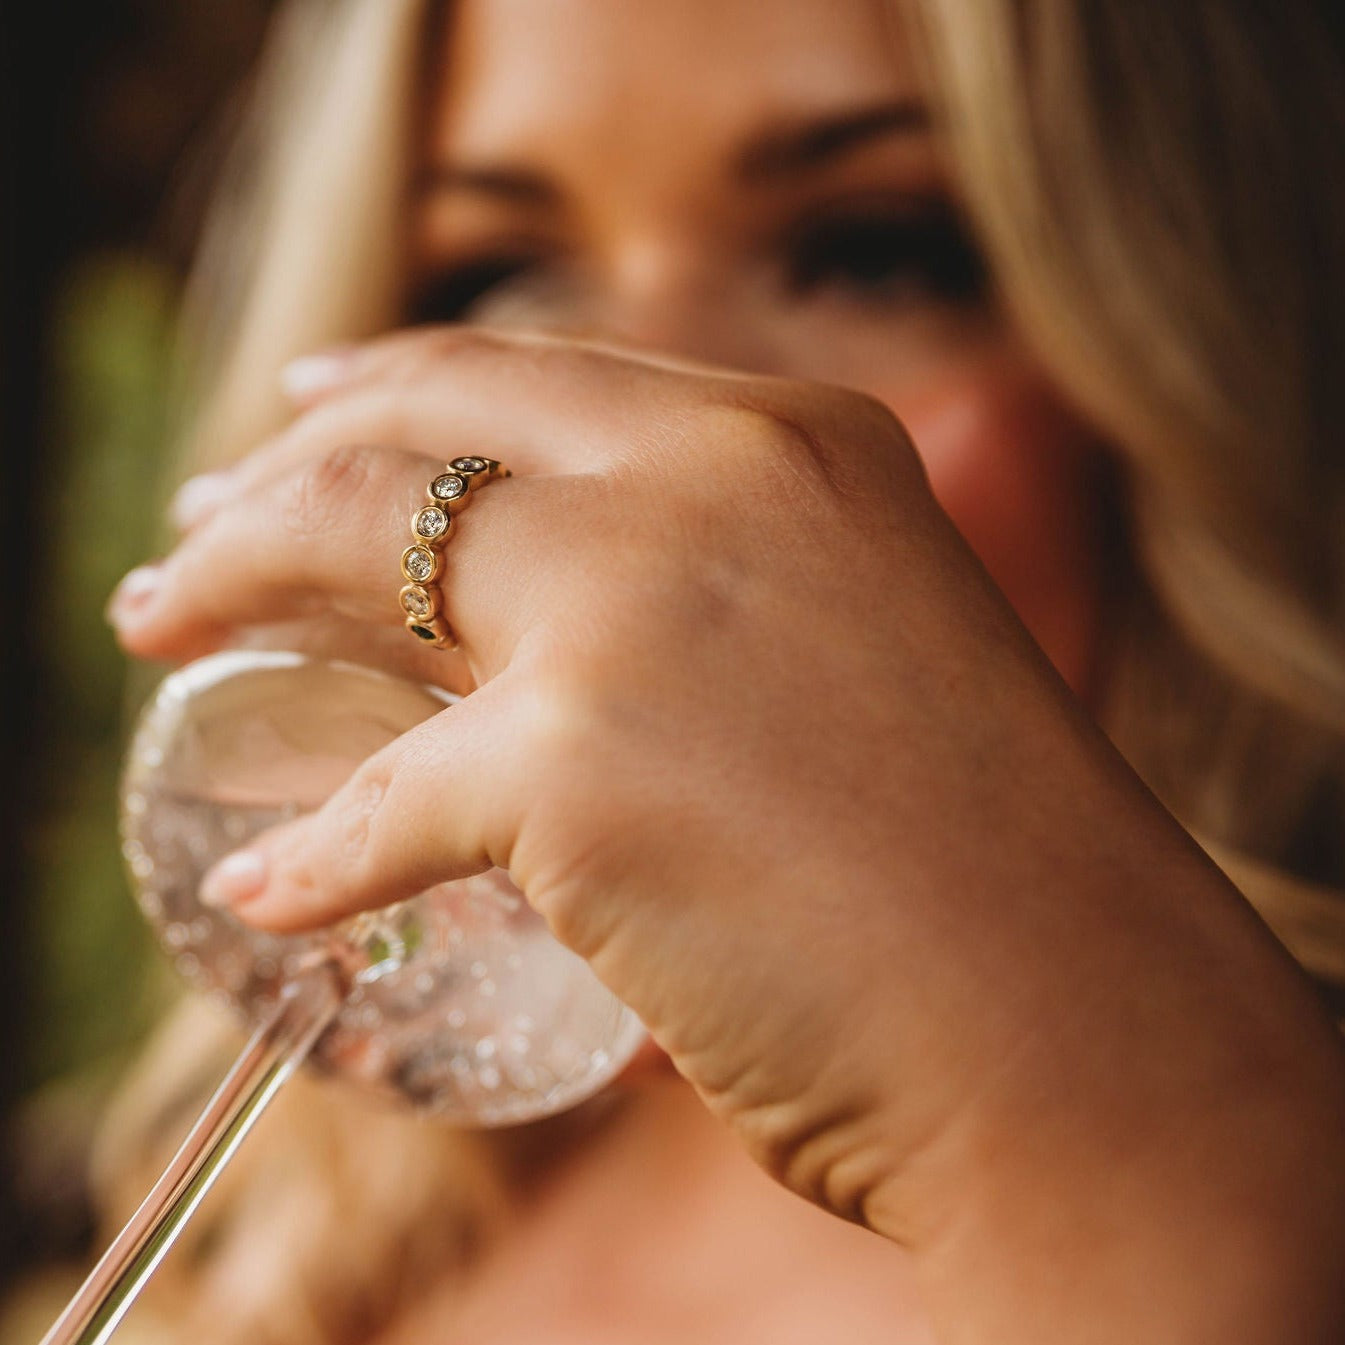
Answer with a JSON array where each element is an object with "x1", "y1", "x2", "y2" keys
[{"x1": 103, "y1": 0, "x2": 1345, "y2": 1341}]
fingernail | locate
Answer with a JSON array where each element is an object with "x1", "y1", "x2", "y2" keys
[
  {"x1": 170, "y1": 472, "x2": 232, "y2": 530},
  {"x1": 200, "y1": 851, "x2": 269, "y2": 908},
  {"x1": 280, "y1": 347, "x2": 358, "y2": 403},
  {"x1": 106, "y1": 564, "x2": 163, "y2": 623}
]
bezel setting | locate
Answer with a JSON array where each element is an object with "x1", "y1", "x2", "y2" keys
[
  {"x1": 402, "y1": 545, "x2": 441, "y2": 584},
  {"x1": 414, "y1": 506, "x2": 451, "y2": 542},
  {"x1": 430, "y1": 472, "x2": 468, "y2": 502},
  {"x1": 400, "y1": 459, "x2": 509, "y2": 651},
  {"x1": 400, "y1": 584, "x2": 438, "y2": 620}
]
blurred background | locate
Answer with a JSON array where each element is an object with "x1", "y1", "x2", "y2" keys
[{"x1": 1, "y1": 3, "x2": 280, "y2": 1334}]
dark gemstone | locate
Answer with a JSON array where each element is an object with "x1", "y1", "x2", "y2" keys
[{"x1": 410, "y1": 624, "x2": 437, "y2": 641}]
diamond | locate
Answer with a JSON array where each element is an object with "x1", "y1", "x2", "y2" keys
[
  {"x1": 451, "y1": 456, "x2": 487, "y2": 474},
  {"x1": 402, "y1": 546, "x2": 437, "y2": 582},
  {"x1": 431, "y1": 472, "x2": 467, "y2": 501},
  {"x1": 414, "y1": 506, "x2": 449, "y2": 540},
  {"x1": 401, "y1": 585, "x2": 433, "y2": 618}
]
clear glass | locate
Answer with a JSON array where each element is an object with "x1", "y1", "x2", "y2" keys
[
  {"x1": 120, "y1": 649, "x2": 646, "y2": 1124},
  {"x1": 40, "y1": 974, "x2": 342, "y2": 1345},
  {"x1": 41, "y1": 650, "x2": 644, "y2": 1345}
]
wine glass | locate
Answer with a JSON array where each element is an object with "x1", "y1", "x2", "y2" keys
[{"x1": 42, "y1": 648, "x2": 645, "y2": 1345}]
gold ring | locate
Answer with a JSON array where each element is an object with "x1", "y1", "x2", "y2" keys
[{"x1": 399, "y1": 456, "x2": 510, "y2": 648}]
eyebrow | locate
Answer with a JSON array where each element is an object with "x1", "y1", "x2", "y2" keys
[
  {"x1": 416, "y1": 97, "x2": 931, "y2": 203},
  {"x1": 735, "y1": 98, "x2": 930, "y2": 181},
  {"x1": 415, "y1": 163, "x2": 559, "y2": 205}
]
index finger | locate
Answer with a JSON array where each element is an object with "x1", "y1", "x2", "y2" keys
[
  {"x1": 282, "y1": 324, "x2": 744, "y2": 409},
  {"x1": 178, "y1": 327, "x2": 737, "y2": 529}
]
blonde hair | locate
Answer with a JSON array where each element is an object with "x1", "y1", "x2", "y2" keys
[
  {"x1": 98, "y1": 0, "x2": 1345, "y2": 1339},
  {"x1": 910, "y1": 0, "x2": 1345, "y2": 998},
  {"x1": 176, "y1": 0, "x2": 434, "y2": 473}
]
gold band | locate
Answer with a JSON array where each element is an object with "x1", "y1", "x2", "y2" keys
[{"x1": 400, "y1": 456, "x2": 510, "y2": 648}]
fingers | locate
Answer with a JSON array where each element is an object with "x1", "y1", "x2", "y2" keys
[
  {"x1": 286, "y1": 326, "x2": 905, "y2": 478},
  {"x1": 113, "y1": 440, "x2": 581, "y2": 685},
  {"x1": 281, "y1": 324, "x2": 744, "y2": 410},
  {"x1": 174, "y1": 379, "x2": 592, "y2": 528},
  {"x1": 170, "y1": 327, "x2": 748, "y2": 531},
  {"x1": 112, "y1": 444, "x2": 438, "y2": 662},
  {"x1": 198, "y1": 678, "x2": 522, "y2": 932}
]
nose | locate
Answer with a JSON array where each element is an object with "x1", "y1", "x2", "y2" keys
[{"x1": 562, "y1": 242, "x2": 785, "y2": 375}]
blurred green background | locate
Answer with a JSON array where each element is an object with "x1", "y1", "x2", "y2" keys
[
  {"x1": 33, "y1": 255, "x2": 180, "y2": 1088},
  {"x1": 2, "y1": 2, "x2": 279, "y2": 1332}
]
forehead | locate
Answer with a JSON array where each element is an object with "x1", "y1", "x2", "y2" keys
[{"x1": 427, "y1": 0, "x2": 915, "y2": 159}]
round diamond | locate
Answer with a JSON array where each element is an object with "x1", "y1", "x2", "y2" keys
[
  {"x1": 402, "y1": 546, "x2": 436, "y2": 582},
  {"x1": 401, "y1": 586, "x2": 433, "y2": 618},
  {"x1": 414, "y1": 506, "x2": 449, "y2": 540},
  {"x1": 431, "y1": 472, "x2": 467, "y2": 501},
  {"x1": 451, "y1": 456, "x2": 487, "y2": 474}
]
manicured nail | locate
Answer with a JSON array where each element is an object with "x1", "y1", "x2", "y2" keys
[
  {"x1": 200, "y1": 851, "x2": 269, "y2": 908},
  {"x1": 280, "y1": 347, "x2": 358, "y2": 403},
  {"x1": 106, "y1": 564, "x2": 163, "y2": 623},
  {"x1": 170, "y1": 472, "x2": 232, "y2": 530}
]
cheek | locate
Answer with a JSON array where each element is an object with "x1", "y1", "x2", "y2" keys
[{"x1": 897, "y1": 371, "x2": 1106, "y2": 698}]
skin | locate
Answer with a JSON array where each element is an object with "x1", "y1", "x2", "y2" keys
[
  {"x1": 108, "y1": 1, "x2": 1345, "y2": 1340},
  {"x1": 407, "y1": 0, "x2": 1105, "y2": 696}
]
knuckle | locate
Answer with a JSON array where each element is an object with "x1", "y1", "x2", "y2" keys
[
  {"x1": 716, "y1": 386, "x2": 919, "y2": 500},
  {"x1": 504, "y1": 672, "x2": 617, "y2": 826},
  {"x1": 321, "y1": 761, "x2": 396, "y2": 889},
  {"x1": 380, "y1": 325, "x2": 510, "y2": 382},
  {"x1": 509, "y1": 671, "x2": 596, "y2": 783},
  {"x1": 505, "y1": 677, "x2": 647, "y2": 967},
  {"x1": 700, "y1": 401, "x2": 833, "y2": 480},
  {"x1": 682, "y1": 402, "x2": 837, "y2": 519},
  {"x1": 818, "y1": 387, "x2": 926, "y2": 489},
  {"x1": 280, "y1": 443, "x2": 385, "y2": 540}
]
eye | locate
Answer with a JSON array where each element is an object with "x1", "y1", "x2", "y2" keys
[
  {"x1": 785, "y1": 206, "x2": 987, "y2": 306},
  {"x1": 406, "y1": 255, "x2": 539, "y2": 324}
]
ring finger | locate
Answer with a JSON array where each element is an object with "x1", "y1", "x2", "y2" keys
[{"x1": 110, "y1": 444, "x2": 475, "y2": 664}]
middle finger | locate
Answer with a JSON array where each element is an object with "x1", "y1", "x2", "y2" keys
[{"x1": 114, "y1": 444, "x2": 453, "y2": 663}]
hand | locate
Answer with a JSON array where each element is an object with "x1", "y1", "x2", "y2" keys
[{"x1": 109, "y1": 328, "x2": 1345, "y2": 1343}]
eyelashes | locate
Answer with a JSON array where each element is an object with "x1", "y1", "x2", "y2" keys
[
  {"x1": 407, "y1": 205, "x2": 988, "y2": 324},
  {"x1": 784, "y1": 207, "x2": 987, "y2": 305},
  {"x1": 405, "y1": 256, "x2": 539, "y2": 326}
]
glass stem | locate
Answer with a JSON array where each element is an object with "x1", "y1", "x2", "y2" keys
[{"x1": 39, "y1": 970, "x2": 343, "y2": 1345}]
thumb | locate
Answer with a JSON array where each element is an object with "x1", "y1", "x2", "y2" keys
[{"x1": 199, "y1": 679, "x2": 523, "y2": 932}]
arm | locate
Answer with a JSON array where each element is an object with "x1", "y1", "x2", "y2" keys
[{"x1": 109, "y1": 328, "x2": 1345, "y2": 1343}]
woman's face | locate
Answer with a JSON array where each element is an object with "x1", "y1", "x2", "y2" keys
[{"x1": 411, "y1": 0, "x2": 1106, "y2": 694}]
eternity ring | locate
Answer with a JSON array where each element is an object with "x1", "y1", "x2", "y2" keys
[{"x1": 399, "y1": 456, "x2": 511, "y2": 648}]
